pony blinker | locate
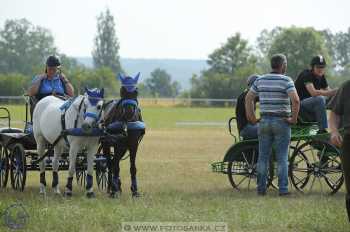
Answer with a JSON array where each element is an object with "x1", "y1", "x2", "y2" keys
[
  {"x1": 118, "y1": 73, "x2": 140, "y2": 92},
  {"x1": 84, "y1": 87, "x2": 104, "y2": 105}
]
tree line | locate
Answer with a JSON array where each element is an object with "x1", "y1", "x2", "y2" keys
[
  {"x1": 0, "y1": 9, "x2": 349, "y2": 100},
  {"x1": 189, "y1": 28, "x2": 350, "y2": 102}
]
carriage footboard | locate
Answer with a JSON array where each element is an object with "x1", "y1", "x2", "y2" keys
[{"x1": 211, "y1": 161, "x2": 229, "y2": 174}]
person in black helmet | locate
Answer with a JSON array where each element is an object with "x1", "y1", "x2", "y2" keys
[
  {"x1": 235, "y1": 75, "x2": 259, "y2": 140},
  {"x1": 28, "y1": 55, "x2": 74, "y2": 100},
  {"x1": 294, "y1": 55, "x2": 337, "y2": 133}
]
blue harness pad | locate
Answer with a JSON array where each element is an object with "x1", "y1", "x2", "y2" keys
[
  {"x1": 84, "y1": 112, "x2": 99, "y2": 120},
  {"x1": 59, "y1": 98, "x2": 75, "y2": 112},
  {"x1": 127, "y1": 121, "x2": 146, "y2": 130},
  {"x1": 64, "y1": 128, "x2": 104, "y2": 137},
  {"x1": 106, "y1": 121, "x2": 145, "y2": 132},
  {"x1": 107, "y1": 121, "x2": 126, "y2": 131}
]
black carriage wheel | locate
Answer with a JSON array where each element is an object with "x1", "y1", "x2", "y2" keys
[
  {"x1": 76, "y1": 168, "x2": 87, "y2": 187},
  {"x1": 0, "y1": 144, "x2": 10, "y2": 188},
  {"x1": 267, "y1": 146, "x2": 299, "y2": 190},
  {"x1": 96, "y1": 166, "x2": 108, "y2": 191},
  {"x1": 289, "y1": 140, "x2": 343, "y2": 195},
  {"x1": 289, "y1": 146, "x2": 311, "y2": 191},
  {"x1": 320, "y1": 147, "x2": 343, "y2": 194},
  {"x1": 96, "y1": 143, "x2": 114, "y2": 192},
  {"x1": 226, "y1": 143, "x2": 278, "y2": 191},
  {"x1": 227, "y1": 144, "x2": 259, "y2": 191},
  {"x1": 10, "y1": 144, "x2": 27, "y2": 192},
  {"x1": 75, "y1": 154, "x2": 87, "y2": 187},
  {"x1": 95, "y1": 148, "x2": 109, "y2": 191}
]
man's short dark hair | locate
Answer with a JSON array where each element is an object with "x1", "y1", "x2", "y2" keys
[{"x1": 270, "y1": 54, "x2": 287, "y2": 69}]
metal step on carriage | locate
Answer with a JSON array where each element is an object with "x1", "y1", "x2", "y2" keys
[
  {"x1": 211, "y1": 116, "x2": 344, "y2": 195},
  {"x1": 0, "y1": 96, "x2": 138, "y2": 192}
]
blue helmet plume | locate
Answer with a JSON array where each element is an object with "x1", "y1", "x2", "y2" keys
[{"x1": 118, "y1": 72, "x2": 140, "y2": 92}]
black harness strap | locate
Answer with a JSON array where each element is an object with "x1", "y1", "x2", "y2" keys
[
  {"x1": 60, "y1": 112, "x2": 70, "y2": 147},
  {"x1": 74, "y1": 97, "x2": 85, "y2": 128},
  {"x1": 51, "y1": 97, "x2": 84, "y2": 147}
]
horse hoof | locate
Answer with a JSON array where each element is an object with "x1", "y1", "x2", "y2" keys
[
  {"x1": 109, "y1": 191, "x2": 121, "y2": 199},
  {"x1": 132, "y1": 192, "x2": 141, "y2": 198},
  {"x1": 86, "y1": 192, "x2": 96, "y2": 198}
]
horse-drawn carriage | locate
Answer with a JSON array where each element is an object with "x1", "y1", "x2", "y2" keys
[
  {"x1": 211, "y1": 117, "x2": 344, "y2": 195},
  {"x1": 0, "y1": 97, "x2": 108, "y2": 192},
  {"x1": 0, "y1": 74, "x2": 146, "y2": 197}
]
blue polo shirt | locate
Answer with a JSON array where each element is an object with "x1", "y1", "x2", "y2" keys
[{"x1": 32, "y1": 74, "x2": 65, "y2": 96}]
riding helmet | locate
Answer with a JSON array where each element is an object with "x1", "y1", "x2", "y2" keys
[
  {"x1": 46, "y1": 55, "x2": 61, "y2": 67},
  {"x1": 310, "y1": 55, "x2": 326, "y2": 67}
]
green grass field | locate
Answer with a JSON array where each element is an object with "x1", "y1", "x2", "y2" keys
[{"x1": 0, "y1": 105, "x2": 349, "y2": 232}]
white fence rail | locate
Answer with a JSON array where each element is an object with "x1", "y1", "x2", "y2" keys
[{"x1": 0, "y1": 96, "x2": 237, "y2": 107}]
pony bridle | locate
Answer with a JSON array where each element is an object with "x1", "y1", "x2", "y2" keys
[
  {"x1": 80, "y1": 96, "x2": 103, "y2": 126},
  {"x1": 120, "y1": 99, "x2": 138, "y2": 122}
]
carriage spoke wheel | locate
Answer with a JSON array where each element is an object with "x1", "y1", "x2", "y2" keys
[
  {"x1": 96, "y1": 144, "x2": 113, "y2": 193},
  {"x1": 227, "y1": 144, "x2": 259, "y2": 191},
  {"x1": 95, "y1": 146, "x2": 109, "y2": 191},
  {"x1": 0, "y1": 144, "x2": 10, "y2": 188},
  {"x1": 322, "y1": 153, "x2": 343, "y2": 194},
  {"x1": 289, "y1": 140, "x2": 343, "y2": 195},
  {"x1": 95, "y1": 158, "x2": 108, "y2": 191},
  {"x1": 76, "y1": 168, "x2": 87, "y2": 187},
  {"x1": 10, "y1": 144, "x2": 26, "y2": 191},
  {"x1": 75, "y1": 155, "x2": 87, "y2": 187}
]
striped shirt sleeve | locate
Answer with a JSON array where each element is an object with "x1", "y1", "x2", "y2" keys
[
  {"x1": 285, "y1": 77, "x2": 296, "y2": 93},
  {"x1": 250, "y1": 80, "x2": 258, "y2": 94}
]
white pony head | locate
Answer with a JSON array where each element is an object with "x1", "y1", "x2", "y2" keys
[{"x1": 81, "y1": 87, "x2": 104, "y2": 133}]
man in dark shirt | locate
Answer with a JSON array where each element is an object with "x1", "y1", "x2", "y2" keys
[
  {"x1": 236, "y1": 75, "x2": 259, "y2": 140},
  {"x1": 328, "y1": 80, "x2": 350, "y2": 222},
  {"x1": 294, "y1": 55, "x2": 337, "y2": 132}
]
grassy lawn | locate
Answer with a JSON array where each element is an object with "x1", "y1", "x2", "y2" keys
[
  {"x1": 0, "y1": 104, "x2": 234, "y2": 129},
  {"x1": 0, "y1": 105, "x2": 349, "y2": 231}
]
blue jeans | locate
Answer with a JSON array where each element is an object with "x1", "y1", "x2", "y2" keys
[
  {"x1": 257, "y1": 116, "x2": 291, "y2": 194},
  {"x1": 300, "y1": 96, "x2": 328, "y2": 130},
  {"x1": 240, "y1": 123, "x2": 258, "y2": 140}
]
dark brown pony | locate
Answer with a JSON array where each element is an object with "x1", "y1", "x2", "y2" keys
[{"x1": 102, "y1": 86, "x2": 145, "y2": 198}]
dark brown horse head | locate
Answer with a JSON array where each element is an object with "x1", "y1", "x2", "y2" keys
[{"x1": 103, "y1": 73, "x2": 142, "y2": 124}]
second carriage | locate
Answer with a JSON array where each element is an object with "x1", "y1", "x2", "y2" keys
[{"x1": 212, "y1": 116, "x2": 344, "y2": 195}]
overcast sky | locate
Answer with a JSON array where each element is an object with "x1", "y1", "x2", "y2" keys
[{"x1": 1, "y1": 0, "x2": 349, "y2": 59}]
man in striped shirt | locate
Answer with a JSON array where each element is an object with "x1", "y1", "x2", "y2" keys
[{"x1": 245, "y1": 54, "x2": 300, "y2": 196}]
